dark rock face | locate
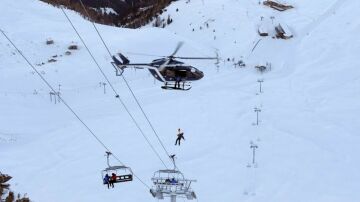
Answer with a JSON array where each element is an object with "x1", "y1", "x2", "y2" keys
[{"x1": 40, "y1": 0, "x2": 175, "y2": 28}]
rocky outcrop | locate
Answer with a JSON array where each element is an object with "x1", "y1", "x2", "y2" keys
[{"x1": 40, "y1": 0, "x2": 175, "y2": 28}]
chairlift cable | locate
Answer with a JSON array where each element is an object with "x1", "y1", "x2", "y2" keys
[
  {"x1": 60, "y1": 7, "x2": 168, "y2": 169},
  {"x1": 77, "y1": 0, "x2": 175, "y2": 168},
  {"x1": 0, "y1": 29, "x2": 150, "y2": 190},
  {"x1": 72, "y1": 4, "x2": 200, "y2": 198}
]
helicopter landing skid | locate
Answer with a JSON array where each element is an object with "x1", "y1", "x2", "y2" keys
[
  {"x1": 161, "y1": 82, "x2": 191, "y2": 91},
  {"x1": 161, "y1": 86, "x2": 192, "y2": 91}
]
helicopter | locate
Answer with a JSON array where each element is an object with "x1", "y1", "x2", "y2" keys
[{"x1": 111, "y1": 42, "x2": 218, "y2": 91}]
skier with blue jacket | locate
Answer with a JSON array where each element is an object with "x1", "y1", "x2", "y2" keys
[{"x1": 103, "y1": 174, "x2": 110, "y2": 189}]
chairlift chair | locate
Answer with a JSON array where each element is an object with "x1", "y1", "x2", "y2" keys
[
  {"x1": 101, "y1": 165, "x2": 133, "y2": 184},
  {"x1": 101, "y1": 152, "x2": 133, "y2": 185},
  {"x1": 150, "y1": 169, "x2": 196, "y2": 201}
]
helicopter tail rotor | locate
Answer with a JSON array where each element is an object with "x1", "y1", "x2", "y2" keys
[
  {"x1": 115, "y1": 53, "x2": 130, "y2": 65},
  {"x1": 112, "y1": 53, "x2": 130, "y2": 76}
]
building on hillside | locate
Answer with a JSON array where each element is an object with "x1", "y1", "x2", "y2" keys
[
  {"x1": 275, "y1": 23, "x2": 293, "y2": 39},
  {"x1": 263, "y1": 0, "x2": 294, "y2": 11},
  {"x1": 258, "y1": 24, "x2": 269, "y2": 36}
]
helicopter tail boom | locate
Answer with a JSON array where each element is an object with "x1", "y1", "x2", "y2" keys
[{"x1": 112, "y1": 53, "x2": 156, "y2": 76}]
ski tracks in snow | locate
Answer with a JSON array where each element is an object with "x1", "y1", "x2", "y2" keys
[{"x1": 279, "y1": 0, "x2": 347, "y2": 78}]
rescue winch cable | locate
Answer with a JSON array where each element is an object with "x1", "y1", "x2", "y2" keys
[
  {"x1": 60, "y1": 7, "x2": 169, "y2": 169},
  {"x1": 76, "y1": 0, "x2": 175, "y2": 167}
]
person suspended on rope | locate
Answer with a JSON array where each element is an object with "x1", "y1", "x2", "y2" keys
[
  {"x1": 109, "y1": 173, "x2": 116, "y2": 188},
  {"x1": 103, "y1": 174, "x2": 110, "y2": 189},
  {"x1": 175, "y1": 128, "x2": 185, "y2": 146}
]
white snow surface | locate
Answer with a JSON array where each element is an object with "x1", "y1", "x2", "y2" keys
[
  {"x1": 1, "y1": 0, "x2": 360, "y2": 201},
  {"x1": 99, "y1": 7, "x2": 117, "y2": 15}
]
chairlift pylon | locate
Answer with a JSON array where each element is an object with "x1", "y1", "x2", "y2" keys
[{"x1": 101, "y1": 151, "x2": 133, "y2": 185}]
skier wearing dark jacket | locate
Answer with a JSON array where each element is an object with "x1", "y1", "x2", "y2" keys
[
  {"x1": 104, "y1": 174, "x2": 110, "y2": 189},
  {"x1": 110, "y1": 173, "x2": 116, "y2": 188},
  {"x1": 175, "y1": 128, "x2": 185, "y2": 146}
]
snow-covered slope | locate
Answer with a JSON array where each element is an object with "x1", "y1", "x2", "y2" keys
[{"x1": 1, "y1": 0, "x2": 360, "y2": 201}]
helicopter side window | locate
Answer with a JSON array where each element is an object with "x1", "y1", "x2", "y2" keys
[
  {"x1": 165, "y1": 70, "x2": 175, "y2": 77},
  {"x1": 175, "y1": 70, "x2": 187, "y2": 78},
  {"x1": 186, "y1": 71, "x2": 192, "y2": 78}
]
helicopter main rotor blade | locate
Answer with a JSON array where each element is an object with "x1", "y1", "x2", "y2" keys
[
  {"x1": 126, "y1": 52, "x2": 165, "y2": 57},
  {"x1": 170, "y1": 41, "x2": 184, "y2": 57},
  {"x1": 158, "y1": 59, "x2": 171, "y2": 72},
  {"x1": 173, "y1": 56, "x2": 219, "y2": 60}
]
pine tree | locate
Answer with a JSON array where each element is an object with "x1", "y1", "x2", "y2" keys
[{"x1": 1, "y1": 173, "x2": 30, "y2": 202}]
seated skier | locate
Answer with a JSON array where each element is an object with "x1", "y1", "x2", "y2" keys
[
  {"x1": 109, "y1": 173, "x2": 116, "y2": 188},
  {"x1": 170, "y1": 178, "x2": 178, "y2": 185},
  {"x1": 103, "y1": 174, "x2": 110, "y2": 189}
]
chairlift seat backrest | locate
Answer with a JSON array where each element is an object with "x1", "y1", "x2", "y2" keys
[
  {"x1": 117, "y1": 174, "x2": 133, "y2": 182},
  {"x1": 150, "y1": 167, "x2": 197, "y2": 200},
  {"x1": 102, "y1": 174, "x2": 133, "y2": 184},
  {"x1": 102, "y1": 165, "x2": 133, "y2": 184}
]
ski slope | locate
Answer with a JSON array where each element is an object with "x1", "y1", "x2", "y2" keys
[{"x1": 1, "y1": 0, "x2": 360, "y2": 201}]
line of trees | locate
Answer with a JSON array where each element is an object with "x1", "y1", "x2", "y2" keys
[
  {"x1": 0, "y1": 173, "x2": 30, "y2": 202},
  {"x1": 40, "y1": 0, "x2": 175, "y2": 28}
]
